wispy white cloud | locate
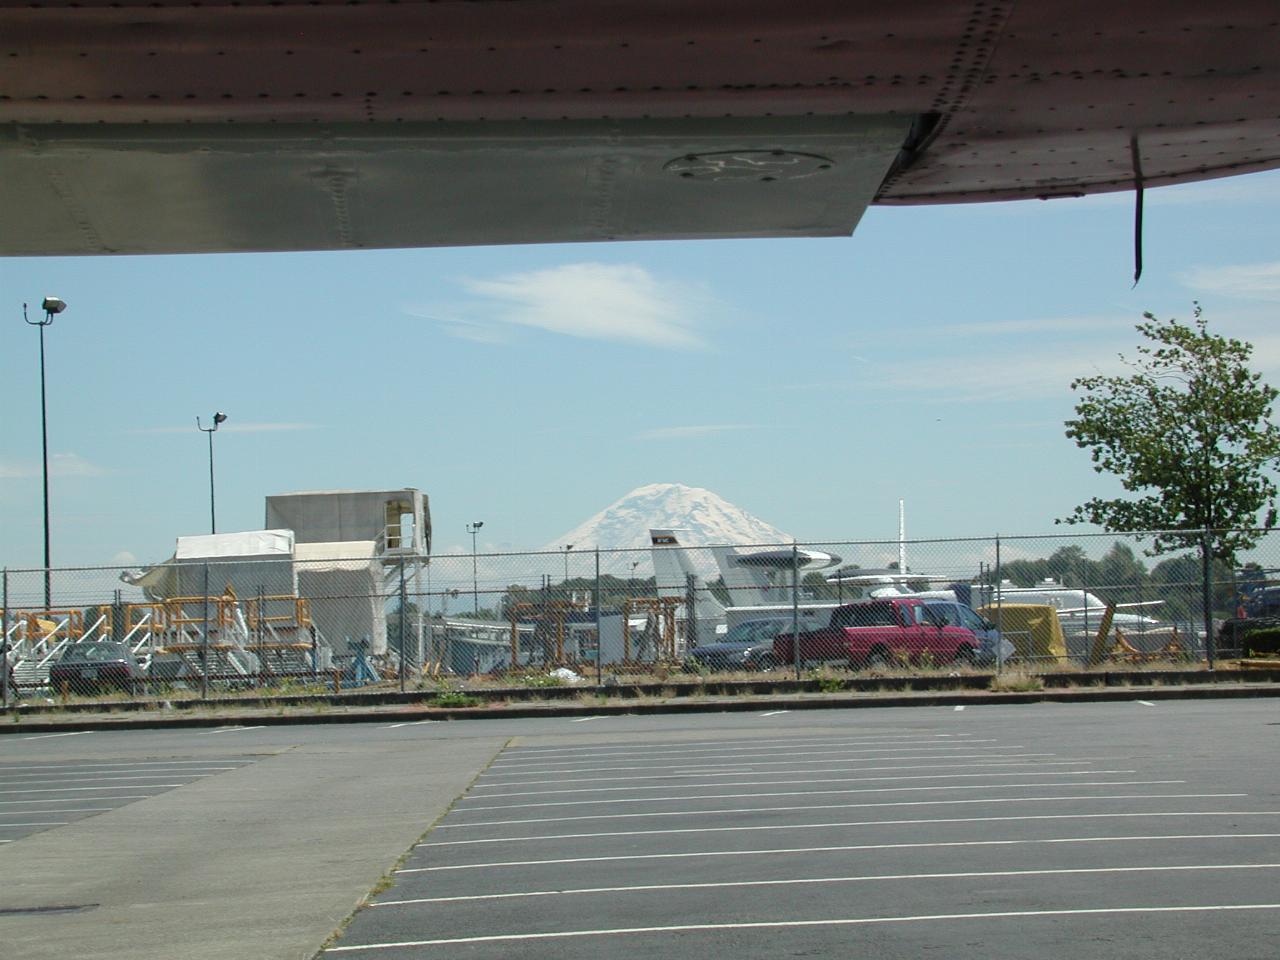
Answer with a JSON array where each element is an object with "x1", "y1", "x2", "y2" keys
[
  {"x1": 430, "y1": 315, "x2": 511, "y2": 345},
  {"x1": 636, "y1": 424, "x2": 756, "y2": 441},
  {"x1": 451, "y1": 262, "x2": 711, "y2": 349},
  {"x1": 129, "y1": 422, "x2": 319, "y2": 435},
  {"x1": 1182, "y1": 261, "x2": 1280, "y2": 302},
  {"x1": 0, "y1": 453, "x2": 110, "y2": 479},
  {"x1": 869, "y1": 348, "x2": 1132, "y2": 403}
]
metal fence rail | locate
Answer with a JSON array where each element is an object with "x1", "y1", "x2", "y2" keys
[{"x1": 4, "y1": 527, "x2": 1278, "y2": 705}]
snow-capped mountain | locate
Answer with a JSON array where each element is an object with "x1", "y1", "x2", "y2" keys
[{"x1": 542, "y1": 482, "x2": 792, "y2": 576}]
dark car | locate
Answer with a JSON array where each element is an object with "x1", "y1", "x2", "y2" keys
[
  {"x1": 47, "y1": 641, "x2": 144, "y2": 695},
  {"x1": 686, "y1": 618, "x2": 789, "y2": 672},
  {"x1": 920, "y1": 599, "x2": 1015, "y2": 665}
]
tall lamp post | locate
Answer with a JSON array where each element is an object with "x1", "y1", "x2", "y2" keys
[
  {"x1": 24, "y1": 297, "x2": 67, "y2": 610},
  {"x1": 564, "y1": 544, "x2": 574, "y2": 582},
  {"x1": 466, "y1": 521, "x2": 484, "y2": 614},
  {"x1": 196, "y1": 412, "x2": 227, "y2": 534}
]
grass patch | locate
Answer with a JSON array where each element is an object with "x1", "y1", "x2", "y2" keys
[
  {"x1": 515, "y1": 673, "x2": 567, "y2": 688},
  {"x1": 807, "y1": 670, "x2": 847, "y2": 694},
  {"x1": 989, "y1": 668, "x2": 1045, "y2": 692},
  {"x1": 433, "y1": 691, "x2": 482, "y2": 708}
]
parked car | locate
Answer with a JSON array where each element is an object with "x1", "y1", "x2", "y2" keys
[
  {"x1": 920, "y1": 599, "x2": 1015, "y2": 664},
  {"x1": 686, "y1": 618, "x2": 790, "y2": 672},
  {"x1": 47, "y1": 641, "x2": 144, "y2": 695},
  {"x1": 773, "y1": 597, "x2": 980, "y2": 669}
]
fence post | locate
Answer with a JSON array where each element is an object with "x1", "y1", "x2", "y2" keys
[
  {"x1": 994, "y1": 535, "x2": 1005, "y2": 672},
  {"x1": 398, "y1": 557, "x2": 408, "y2": 692},
  {"x1": 1202, "y1": 526, "x2": 1216, "y2": 670},
  {"x1": 2, "y1": 568, "x2": 9, "y2": 707},
  {"x1": 255, "y1": 585, "x2": 265, "y2": 688},
  {"x1": 201, "y1": 561, "x2": 210, "y2": 699},
  {"x1": 685, "y1": 573, "x2": 698, "y2": 652},
  {"x1": 595, "y1": 549, "x2": 602, "y2": 686},
  {"x1": 792, "y1": 543, "x2": 801, "y2": 680}
]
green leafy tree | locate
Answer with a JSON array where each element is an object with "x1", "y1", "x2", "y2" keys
[
  {"x1": 1094, "y1": 541, "x2": 1150, "y2": 606},
  {"x1": 1062, "y1": 303, "x2": 1280, "y2": 563},
  {"x1": 802, "y1": 571, "x2": 839, "y2": 602}
]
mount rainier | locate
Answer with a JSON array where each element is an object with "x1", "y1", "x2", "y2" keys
[{"x1": 542, "y1": 482, "x2": 792, "y2": 576}]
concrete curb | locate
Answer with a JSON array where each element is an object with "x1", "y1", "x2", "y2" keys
[{"x1": 2, "y1": 679, "x2": 1278, "y2": 735}]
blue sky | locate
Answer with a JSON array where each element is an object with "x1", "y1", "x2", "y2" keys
[{"x1": 3, "y1": 169, "x2": 1280, "y2": 569}]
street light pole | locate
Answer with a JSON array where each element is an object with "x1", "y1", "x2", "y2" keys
[
  {"x1": 24, "y1": 297, "x2": 67, "y2": 610},
  {"x1": 466, "y1": 521, "x2": 484, "y2": 614},
  {"x1": 564, "y1": 544, "x2": 574, "y2": 582},
  {"x1": 196, "y1": 412, "x2": 227, "y2": 534}
]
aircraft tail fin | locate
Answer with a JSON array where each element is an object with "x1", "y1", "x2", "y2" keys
[
  {"x1": 709, "y1": 545, "x2": 777, "y2": 607},
  {"x1": 649, "y1": 529, "x2": 727, "y2": 625}
]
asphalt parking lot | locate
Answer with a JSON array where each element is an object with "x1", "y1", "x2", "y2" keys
[
  {"x1": 0, "y1": 751, "x2": 256, "y2": 843},
  {"x1": 1, "y1": 700, "x2": 1277, "y2": 959},
  {"x1": 324, "y1": 701, "x2": 1280, "y2": 960}
]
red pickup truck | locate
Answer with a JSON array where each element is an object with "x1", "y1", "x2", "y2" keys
[{"x1": 772, "y1": 597, "x2": 980, "y2": 668}]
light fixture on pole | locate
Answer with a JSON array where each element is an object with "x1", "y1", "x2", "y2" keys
[
  {"x1": 24, "y1": 296, "x2": 67, "y2": 610},
  {"x1": 564, "y1": 544, "x2": 574, "y2": 582},
  {"x1": 466, "y1": 521, "x2": 484, "y2": 613},
  {"x1": 196, "y1": 412, "x2": 227, "y2": 534}
]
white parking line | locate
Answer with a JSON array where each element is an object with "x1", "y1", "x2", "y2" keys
[
  {"x1": 570, "y1": 716, "x2": 605, "y2": 723},
  {"x1": 445, "y1": 779, "x2": 1182, "y2": 818},
  {"x1": 0, "y1": 807, "x2": 112, "y2": 815},
  {"x1": 20, "y1": 731, "x2": 93, "y2": 741},
  {"x1": 375, "y1": 862, "x2": 1280, "y2": 906},
  {"x1": 0, "y1": 761, "x2": 251, "y2": 772},
  {"x1": 0, "y1": 772, "x2": 237, "y2": 785},
  {"x1": 468, "y1": 757, "x2": 1087, "y2": 792},
  {"x1": 0, "y1": 795, "x2": 155, "y2": 805},
  {"x1": 448, "y1": 773, "x2": 1177, "y2": 819},
  {"x1": 459, "y1": 769, "x2": 1134, "y2": 806},
  {"x1": 483, "y1": 745, "x2": 1031, "y2": 778},
  {"x1": 0, "y1": 784, "x2": 185, "y2": 796},
  {"x1": 1137, "y1": 700, "x2": 1156, "y2": 706},
  {"x1": 496, "y1": 732, "x2": 977, "y2": 760},
  {"x1": 0, "y1": 821, "x2": 71, "y2": 828},
  {"x1": 488, "y1": 743, "x2": 988, "y2": 769},
  {"x1": 489, "y1": 736, "x2": 998, "y2": 767},
  {"x1": 328, "y1": 903, "x2": 1280, "y2": 951},
  {"x1": 404, "y1": 831, "x2": 1280, "y2": 872},
  {"x1": 760, "y1": 711, "x2": 790, "y2": 717},
  {"x1": 422, "y1": 795, "x2": 1249, "y2": 843},
  {"x1": 954, "y1": 706, "x2": 965, "y2": 711},
  {"x1": 197, "y1": 726, "x2": 265, "y2": 736},
  {"x1": 383, "y1": 720, "x2": 438, "y2": 729}
]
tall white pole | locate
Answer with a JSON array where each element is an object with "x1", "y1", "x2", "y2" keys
[{"x1": 898, "y1": 498, "x2": 907, "y2": 573}]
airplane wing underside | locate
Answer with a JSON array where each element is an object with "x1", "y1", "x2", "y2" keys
[{"x1": 2, "y1": 1, "x2": 1278, "y2": 255}]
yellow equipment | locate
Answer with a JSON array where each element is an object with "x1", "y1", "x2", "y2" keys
[{"x1": 978, "y1": 603, "x2": 1067, "y2": 662}]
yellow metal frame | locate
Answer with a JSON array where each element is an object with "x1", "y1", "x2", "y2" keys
[
  {"x1": 622, "y1": 596, "x2": 681, "y2": 663},
  {"x1": 507, "y1": 600, "x2": 578, "y2": 666}
]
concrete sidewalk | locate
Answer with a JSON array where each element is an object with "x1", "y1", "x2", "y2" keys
[{"x1": 1, "y1": 734, "x2": 507, "y2": 960}]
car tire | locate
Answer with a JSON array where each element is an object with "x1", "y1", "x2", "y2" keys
[
  {"x1": 954, "y1": 645, "x2": 976, "y2": 665},
  {"x1": 864, "y1": 647, "x2": 891, "y2": 670}
]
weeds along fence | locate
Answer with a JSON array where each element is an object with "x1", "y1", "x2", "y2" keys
[{"x1": 3, "y1": 528, "x2": 1278, "y2": 704}]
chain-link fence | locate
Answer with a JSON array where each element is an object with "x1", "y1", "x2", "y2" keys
[{"x1": 4, "y1": 528, "x2": 1279, "y2": 705}]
